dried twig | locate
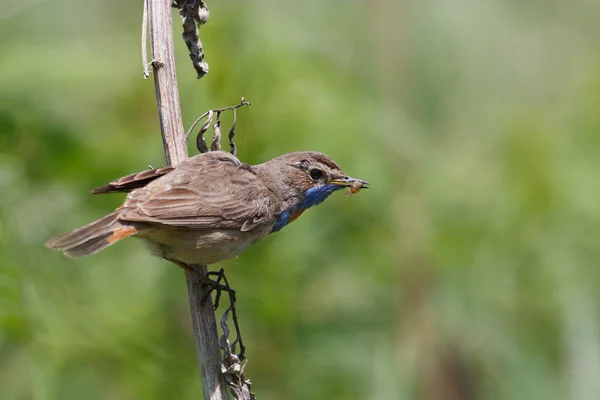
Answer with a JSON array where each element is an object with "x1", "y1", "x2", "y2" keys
[
  {"x1": 146, "y1": 1, "x2": 255, "y2": 398},
  {"x1": 146, "y1": 0, "x2": 228, "y2": 399},
  {"x1": 221, "y1": 304, "x2": 255, "y2": 399},
  {"x1": 172, "y1": 0, "x2": 210, "y2": 78}
]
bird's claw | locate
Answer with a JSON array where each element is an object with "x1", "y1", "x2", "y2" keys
[{"x1": 201, "y1": 269, "x2": 236, "y2": 311}]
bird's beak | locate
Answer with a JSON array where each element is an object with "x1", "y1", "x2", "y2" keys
[{"x1": 330, "y1": 176, "x2": 370, "y2": 189}]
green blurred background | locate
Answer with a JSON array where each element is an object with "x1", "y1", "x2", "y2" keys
[{"x1": 2, "y1": 0, "x2": 600, "y2": 399}]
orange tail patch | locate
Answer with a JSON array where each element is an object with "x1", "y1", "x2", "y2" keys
[{"x1": 107, "y1": 225, "x2": 138, "y2": 244}]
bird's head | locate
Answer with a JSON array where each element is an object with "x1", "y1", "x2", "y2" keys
[{"x1": 260, "y1": 151, "x2": 368, "y2": 232}]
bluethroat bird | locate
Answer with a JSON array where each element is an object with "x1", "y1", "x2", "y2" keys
[{"x1": 46, "y1": 151, "x2": 368, "y2": 266}]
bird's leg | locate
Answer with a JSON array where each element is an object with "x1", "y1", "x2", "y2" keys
[{"x1": 165, "y1": 259, "x2": 234, "y2": 310}]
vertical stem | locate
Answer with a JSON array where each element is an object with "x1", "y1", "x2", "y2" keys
[
  {"x1": 148, "y1": 0, "x2": 187, "y2": 166},
  {"x1": 147, "y1": 1, "x2": 230, "y2": 399},
  {"x1": 187, "y1": 266, "x2": 230, "y2": 398}
]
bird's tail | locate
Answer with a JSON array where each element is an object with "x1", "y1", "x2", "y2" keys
[{"x1": 45, "y1": 212, "x2": 138, "y2": 258}]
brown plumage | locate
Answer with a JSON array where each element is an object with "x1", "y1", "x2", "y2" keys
[
  {"x1": 46, "y1": 151, "x2": 368, "y2": 265},
  {"x1": 91, "y1": 166, "x2": 175, "y2": 194}
]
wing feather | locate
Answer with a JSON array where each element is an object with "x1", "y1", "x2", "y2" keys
[
  {"x1": 92, "y1": 166, "x2": 175, "y2": 194},
  {"x1": 118, "y1": 152, "x2": 271, "y2": 231}
]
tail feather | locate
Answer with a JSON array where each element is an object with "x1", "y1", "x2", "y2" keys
[{"x1": 46, "y1": 212, "x2": 138, "y2": 258}]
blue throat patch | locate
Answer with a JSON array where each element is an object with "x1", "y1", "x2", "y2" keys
[{"x1": 271, "y1": 184, "x2": 342, "y2": 233}]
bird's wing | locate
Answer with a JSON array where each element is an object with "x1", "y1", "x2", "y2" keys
[
  {"x1": 119, "y1": 153, "x2": 271, "y2": 232},
  {"x1": 92, "y1": 166, "x2": 175, "y2": 194}
]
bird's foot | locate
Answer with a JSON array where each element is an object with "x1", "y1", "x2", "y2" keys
[
  {"x1": 164, "y1": 259, "x2": 245, "y2": 358},
  {"x1": 204, "y1": 268, "x2": 236, "y2": 311},
  {"x1": 164, "y1": 259, "x2": 234, "y2": 310}
]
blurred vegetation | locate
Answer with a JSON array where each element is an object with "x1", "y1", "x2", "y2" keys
[{"x1": 1, "y1": 0, "x2": 600, "y2": 399}]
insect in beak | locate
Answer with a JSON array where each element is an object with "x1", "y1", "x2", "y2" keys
[{"x1": 329, "y1": 176, "x2": 369, "y2": 197}]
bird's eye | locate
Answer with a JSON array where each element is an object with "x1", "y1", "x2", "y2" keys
[{"x1": 309, "y1": 168, "x2": 324, "y2": 181}]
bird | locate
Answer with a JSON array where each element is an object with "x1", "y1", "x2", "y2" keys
[{"x1": 46, "y1": 151, "x2": 368, "y2": 267}]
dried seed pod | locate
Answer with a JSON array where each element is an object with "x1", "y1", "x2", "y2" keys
[
  {"x1": 196, "y1": 110, "x2": 213, "y2": 153},
  {"x1": 228, "y1": 108, "x2": 237, "y2": 156},
  {"x1": 211, "y1": 114, "x2": 222, "y2": 151},
  {"x1": 188, "y1": 98, "x2": 250, "y2": 155},
  {"x1": 173, "y1": 0, "x2": 210, "y2": 78}
]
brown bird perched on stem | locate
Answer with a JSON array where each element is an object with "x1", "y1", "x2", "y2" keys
[{"x1": 46, "y1": 151, "x2": 368, "y2": 266}]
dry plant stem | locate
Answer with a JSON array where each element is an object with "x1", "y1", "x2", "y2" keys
[
  {"x1": 147, "y1": 0, "x2": 229, "y2": 399},
  {"x1": 142, "y1": 0, "x2": 150, "y2": 78},
  {"x1": 220, "y1": 306, "x2": 255, "y2": 400}
]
